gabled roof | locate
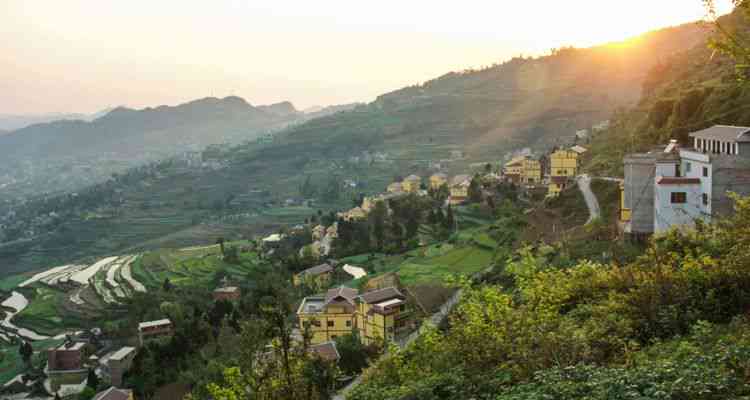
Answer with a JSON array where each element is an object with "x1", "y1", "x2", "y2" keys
[
  {"x1": 93, "y1": 387, "x2": 133, "y2": 400},
  {"x1": 451, "y1": 174, "x2": 471, "y2": 186},
  {"x1": 325, "y1": 286, "x2": 359, "y2": 306},
  {"x1": 299, "y1": 263, "x2": 333, "y2": 277},
  {"x1": 310, "y1": 341, "x2": 340, "y2": 362},
  {"x1": 359, "y1": 287, "x2": 404, "y2": 304},
  {"x1": 689, "y1": 125, "x2": 750, "y2": 142}
]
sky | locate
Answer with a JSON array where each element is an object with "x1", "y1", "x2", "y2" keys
[{"x1": 0, "y1": 0, "x2": 735, "y2": 115}]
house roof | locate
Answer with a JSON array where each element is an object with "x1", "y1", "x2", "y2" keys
[
  {"x1": 138, "y1": 319, "x2": 171, "y2": 330},
  {"x1": 214, "y1": 286, "x2": 240, "y2": 293},
  {"x1": 404, "y1": 174, "x2": 421, "y2": 181},
  {"x1": 299, "y1": 263, "x2": 333, "y2": 277},
  {"x1": 325, "y1": 286, "x2": 359, "y2": 306},
  {"x1": 109, "y1": 346, "x2": 136, "y2": 361},
  {"x1": 93, "y1": 387, "x2": 133, "y2": 400},
  {"x1": 310, "y1": 341, "x2": 340, "y2": 362},
  {"x1": 570, "y1": 145, "x2": 588, "y2": 154},
  {"x1": 430, "y1": 173, "x2": 448, "y2": 179},
  {"x1": 689, "y1": 125, "x2": 750, "y2": 142},
  {"x1": 451, "y1": 174, "x2": 471, "y2": 186},
  {"x1": 359, "y1": 287, "x2": 404, "y2": 304},
  {"x1": 262, "y1": 233, "x2": 284, "y2": 242},
  {"x1": 657, "y1": 177, "x2": 701, "y2": 185}
]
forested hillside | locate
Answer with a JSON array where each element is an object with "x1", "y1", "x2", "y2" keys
[{"x1": 586, "y1": 10, "x2": 750, "y2": 175}]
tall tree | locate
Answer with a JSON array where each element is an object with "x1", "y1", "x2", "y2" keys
[{"x1": 86, "y1": 368, "x2": 100, "y2": 389}]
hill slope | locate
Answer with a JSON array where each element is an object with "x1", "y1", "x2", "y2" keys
[
  {"x1": 0, "y1": 22, "x2": 710, "y2": 276},
  {"x1": 0, "y1": 97, "x2": 304, "y2": 201}
]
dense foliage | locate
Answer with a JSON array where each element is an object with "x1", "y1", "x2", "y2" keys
[{"x1": 348, "y1": 195, "x2": 750, "y2": 400}]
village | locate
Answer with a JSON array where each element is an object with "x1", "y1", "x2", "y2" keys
[{"x1": 3, "y1": 121, "x2": 750, "y2": 400}]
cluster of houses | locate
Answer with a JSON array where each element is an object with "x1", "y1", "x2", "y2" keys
[
  {"x1": 620, "y1": 125, "x2": 750, "y2": 239},
  {"x1": 42, "y1": 329, "x2": 137, "y2": 398},
  {"x1": 501, "y1": 145, "x2": 587, "y2": 198}
]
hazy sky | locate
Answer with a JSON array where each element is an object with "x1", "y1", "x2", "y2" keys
[{"x1": 0, "y1": 1, "x2": 734, "y2": 115}]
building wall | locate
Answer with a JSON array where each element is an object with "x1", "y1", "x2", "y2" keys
[
  {"x1": 550, "y1": 150, "x2": 579, "y2": 177},
  {"x1": 710, "y1": 156, "x2": 750, "y2": 216},
  {"x1": 654, "y1": 182, "x2": 706, "y2": 233},
  {"x1": 521, "y1": 160, "x2": 542, "y2": 184},
  {"x1": 299, "y1": 309, "x2": 357, "y2": 344},
  {"x1": 299, "y1": 300, "x2": 410, "y2": 346},
  {"x1": 402, "y1": 179, "x2": 421, "y2": 193},
  {"x1": 624, "y1": 155, "x2": 656, "y2": 235},
  {"x1": 430, "y1": 176, "x2": 447, "y2": 189}
]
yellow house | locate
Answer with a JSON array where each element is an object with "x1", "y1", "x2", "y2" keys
[
  {"x1": 402, "y1": 175, "x2": 421, "y2": 193},
  {"x1": 619, "y1": 181, "x2": 631, "y2": 222},
  {"x1": 338, "y1": 207, "x2": 367, "y2": 221},
  {"x1": 293, "y1": 263, "x2": 333, "y2": 287},
  {"x1": 503, "y1": 157, "x2": 524, "y2": 178},
  {"x1": 449, "y1": 174, "x2": 471, "y2": 205},
  {"x1": 429, "y1": 173, "x2": 448, "y2": 189},
  {"x1": 297, "y1": 286, "x2": 411, "y2": 345},
  {"x1": 521, "y1": 158, "x2": 542, "y2": 184},
  {"x1": 387, "y1": 182, "x2": 403, "y2": 193},
  {"x1": 297, "y1": 287, "x2": 359, "y2": 344},
  {"x1": 547, "y1": 149, "x2": 580, "y2": 197},
  {"x1": 550, "y1": 149, "x2": 580, "y2": 177}
]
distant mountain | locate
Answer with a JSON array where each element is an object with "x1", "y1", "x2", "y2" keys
[
  {"x1": 0, "y1": 96, "x2": 304, "y2": 199},
  {"x1": 258, "y1": 101, "x2": 300, "y2": 117},
  {"x1": 303, "y1": 103, "x2": 362, "y2": 119}
]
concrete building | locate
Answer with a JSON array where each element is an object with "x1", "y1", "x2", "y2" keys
[
  {"x1": 622, "y1": 125, "x2": 750, "y2": 238},
  {"x1": 213, "y1": 286, "x2": 241, "y2": 302},
  {"x1": 137, "y1": 319, "x2": 173, "y2": 346},
  {"x1": 47, "y1": 341, "x2": 85, "y2": 372},
  {"x1": 100, "y1": 346, "x2": 137, "y2": 387}
]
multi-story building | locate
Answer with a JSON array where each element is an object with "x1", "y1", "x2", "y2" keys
[
  {"x1": 47, "y1": 341, "x2": 87, "y2": 390},
  {"x1": 137, "y1": 319, "x2": 173, "y2": 346},
  {"x1": 100, "y1": 346, "x2": 137, "y2": 387},
  {"x1": 547, "y1": 148, "x2": 581, "y2": 197},
  {"x1": 429, "y1": 173, "x2": 448, "y2": 190},
  {"x1": 402, "y1": 175, "x2": 422, "y2": 193},
  {"x1": 297, "y1": 286, "x2": 412, "y2": 345},
  {"x1": 504, "y1": 156, "x2": 541, "y2": 185},
  {"x1": 622, "y1": 125, "x2": 750, "y2": 238},
  {"x1": 449, "y1": 175, "x2": 471, "y2": 205}
]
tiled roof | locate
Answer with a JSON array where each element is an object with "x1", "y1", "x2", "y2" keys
[
  {"x1": 325, "y1": 286, "x2": 359, "y2": 305},
  {"x1": 359, "y1": 287, "x2": 404, "y2": 304},
  {"x1": 310, "y1": 341, "x2": 340, "y2": 361},
  {"x1": 689, "y1": 125, "x2": 750, "y2": 142},
  {"x1": 138, "y1": 319, "x2": 172, "y2": 330},
  {"x1": 299, "y1": 263, "x2": 333, "y2": 276}
]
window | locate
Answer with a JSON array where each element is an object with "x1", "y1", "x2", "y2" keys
[
  {"x1": 327, "y1": 320, "x2": 334, "y2": 327},
  {"x1": 702, "y1": 193, "x2": 709, "y2": 206},
  {"x1": 685, "y1": 162, "x2": 691, "y2": 173},
  {"x1": 346, "y1": 320, "x2": 352, "y2": 327},
  {"x1": 675, "y1": 164, "x2": 681, "y2": 177},
  {"x1": 312, "y1": 320, "x2": 321, "y2": 327},
  {"x1": 331, "y1": 335, "x2": 337, "y2": 340},
  {"x1": 703, "y1": 167, "x2": 709, "y2": 177},
  {"x1": 671, "y1": 192, "x2": 687, "y2": 204}
]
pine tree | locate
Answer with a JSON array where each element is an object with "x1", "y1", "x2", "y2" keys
[{"x1": 86, "y1": 368, "x2": 99, "y2": 389}]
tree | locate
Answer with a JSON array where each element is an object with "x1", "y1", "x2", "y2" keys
[
  {"x1": 484, "y1": 163, "x2": 493, "y2": 173},
  {"x1": 86, "y1": 368, "x2": 99, "y2": 389},
  {"x1": 216, "y1": 237, "x2": 225, "y2": 255},
  {"x1": 54, "y1": 392, "x2": 61, "y2": 400},
  {"x1": 706, "y1": 0, "x2": 750, "y2": 81},
  {"x1": 78, "y1": 387, "x2": 96, "y2": 400},
  {"x1": 162, "y1": 277, "x2": 173, "y2": 292},
  {"x1": 444, "y1": 206, "x2": 455, "y2": 231},
  {"x1": 468, "y1": 174, "x2": 483, "y2": 203},
  {"x1": 406, "y1": 213, "x2": 420, "y2": 239},
  {"x1": 336, "y1": 332, "x2": 369, "y2": 376},
  {"x1": 18, "y1": 341, "x2": 32, "y2": 367}
]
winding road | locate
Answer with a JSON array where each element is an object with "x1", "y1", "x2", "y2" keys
[{"x1": 576, "y1": 174, "x2": 601, "y2": 224}]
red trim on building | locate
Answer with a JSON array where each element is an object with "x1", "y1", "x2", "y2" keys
[{"x1": 657, "y1": 177, "x2": 701, "y2": 185}]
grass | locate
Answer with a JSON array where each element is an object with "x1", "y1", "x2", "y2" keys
[
  {"x1": 0, "y1": 275, "x2": 27, "y2": 292},
  {"x1": 0, "y1": 337, "x2": 65, "y2": 383}
]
